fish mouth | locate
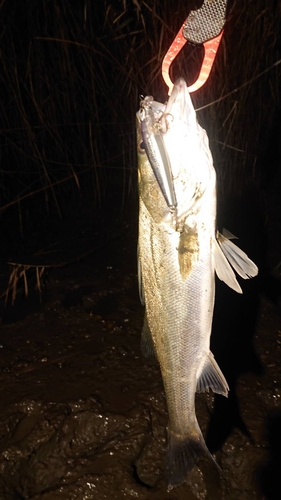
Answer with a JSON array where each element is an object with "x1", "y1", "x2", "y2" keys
[{"x1": 165, "y1": 78, "x2": 196, "y2": 127}]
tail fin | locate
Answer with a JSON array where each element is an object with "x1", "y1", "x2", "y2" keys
[{"x1": 165, "y1": 427, "x2": 218, "y2": 489}]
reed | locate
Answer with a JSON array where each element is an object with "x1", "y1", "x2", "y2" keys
[{"x1": 0, "y1": 0, "x2": 280, "y2": 299}]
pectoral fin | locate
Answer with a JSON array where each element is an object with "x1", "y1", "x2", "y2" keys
[
  {"x1": 217, "y1": 231, "x2": 258, "y2": 279},
  {"x1": 196, "y1": 352, "x2": 229, "y2": 397},
  {"x1": 178, "y1": 228, "x2": 199, "y2": 280}
]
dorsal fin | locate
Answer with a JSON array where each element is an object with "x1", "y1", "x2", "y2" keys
[
  {"x1": 213, "y1": 238, "x2": 242, "y2": 293},
  {"x1": 217, "y1": 232, "x2": 258, "y2": 279}
]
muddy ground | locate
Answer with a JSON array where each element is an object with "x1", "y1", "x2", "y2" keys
[{"x1": 0, "y1": 177, "x2": 280, "y2": 500}]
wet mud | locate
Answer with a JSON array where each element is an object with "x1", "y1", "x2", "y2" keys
[{"x1": 0, "y1": 181, "x2": 280, "y2": 500}]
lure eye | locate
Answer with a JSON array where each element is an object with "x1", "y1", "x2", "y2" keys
[{"x1": 138, "y1": 139, "x2": 146, "y2": 154}]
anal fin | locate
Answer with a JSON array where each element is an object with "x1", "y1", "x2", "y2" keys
[
  {"x1": 196, "y1": 352, "x2": 229, "y2": 397},
  {"x1": 140, "y1": 310, "x2": 155, "y2": 357},
  {"x1": 137, "y1": 243, "x2": 145, "y2": 306}
]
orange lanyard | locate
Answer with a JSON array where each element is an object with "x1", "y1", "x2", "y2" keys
[{"x1": 162, "y1": 0, "x2": 227, "y2": 95}]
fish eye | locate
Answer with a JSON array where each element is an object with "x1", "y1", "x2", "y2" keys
[{"x1": 138, "y1": 140, "x2": 146, "y2": 154}]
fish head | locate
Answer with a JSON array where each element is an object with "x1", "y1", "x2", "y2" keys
[
  {"x1": 164, "y1": 77, "x2": 197, "y2": 129},
  {"x1": 136, "y1": 78, "x2": 216, "y2": 225},
  {"x1": 161, "y1": 78, "x2": 216, "y2": 218}
]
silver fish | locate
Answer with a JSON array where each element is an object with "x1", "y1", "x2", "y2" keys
[{"x1": 137, "y1": 78, "x2": 258, "y2": 488}]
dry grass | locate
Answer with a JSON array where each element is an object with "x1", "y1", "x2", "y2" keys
[
  {"x1": 0, "y1": 0, "x2": 280, "y2": 297},
  {"x1": 0, "y1": 1, "x2": 279, "y2": 207},
  {"x1": 192, "y1": 0, "x2": 281, "y2": 196},
  {"x1": 3, "y1": 264, "x2": 46, "y2": 305}
]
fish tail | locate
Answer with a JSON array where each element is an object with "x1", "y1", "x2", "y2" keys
[{"x1": 165, "y1": 426, "x2": 218, "y2": 489}]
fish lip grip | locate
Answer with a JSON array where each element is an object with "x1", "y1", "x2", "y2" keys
[{"x1": 162, "y1": 0, "x2": 227, "y2": 95}]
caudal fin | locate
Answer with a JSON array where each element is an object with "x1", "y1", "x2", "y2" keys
[{"x1": 165, "y1": 427, "x2": 218, "y2": 489}]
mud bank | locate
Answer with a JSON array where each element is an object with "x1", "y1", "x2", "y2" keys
[{"x1": 0, "y1": 190, "x2": 280, "y2": 499}]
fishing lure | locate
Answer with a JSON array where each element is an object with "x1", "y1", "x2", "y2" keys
[{"x1": 138, "y1": 96, "x2": 177, "y2": 210}]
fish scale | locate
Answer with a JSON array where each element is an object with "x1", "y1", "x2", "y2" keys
[{"x1": 141, "y1": 181, "x2": 216, "y2": 426}]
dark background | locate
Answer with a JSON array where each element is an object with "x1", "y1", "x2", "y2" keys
[
  {"x1": 0, "y1": 0, "x2": 280, "y2": 264},
  {"x1": 0, "y1": 1, "x2": 280, "y2": 499}
]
